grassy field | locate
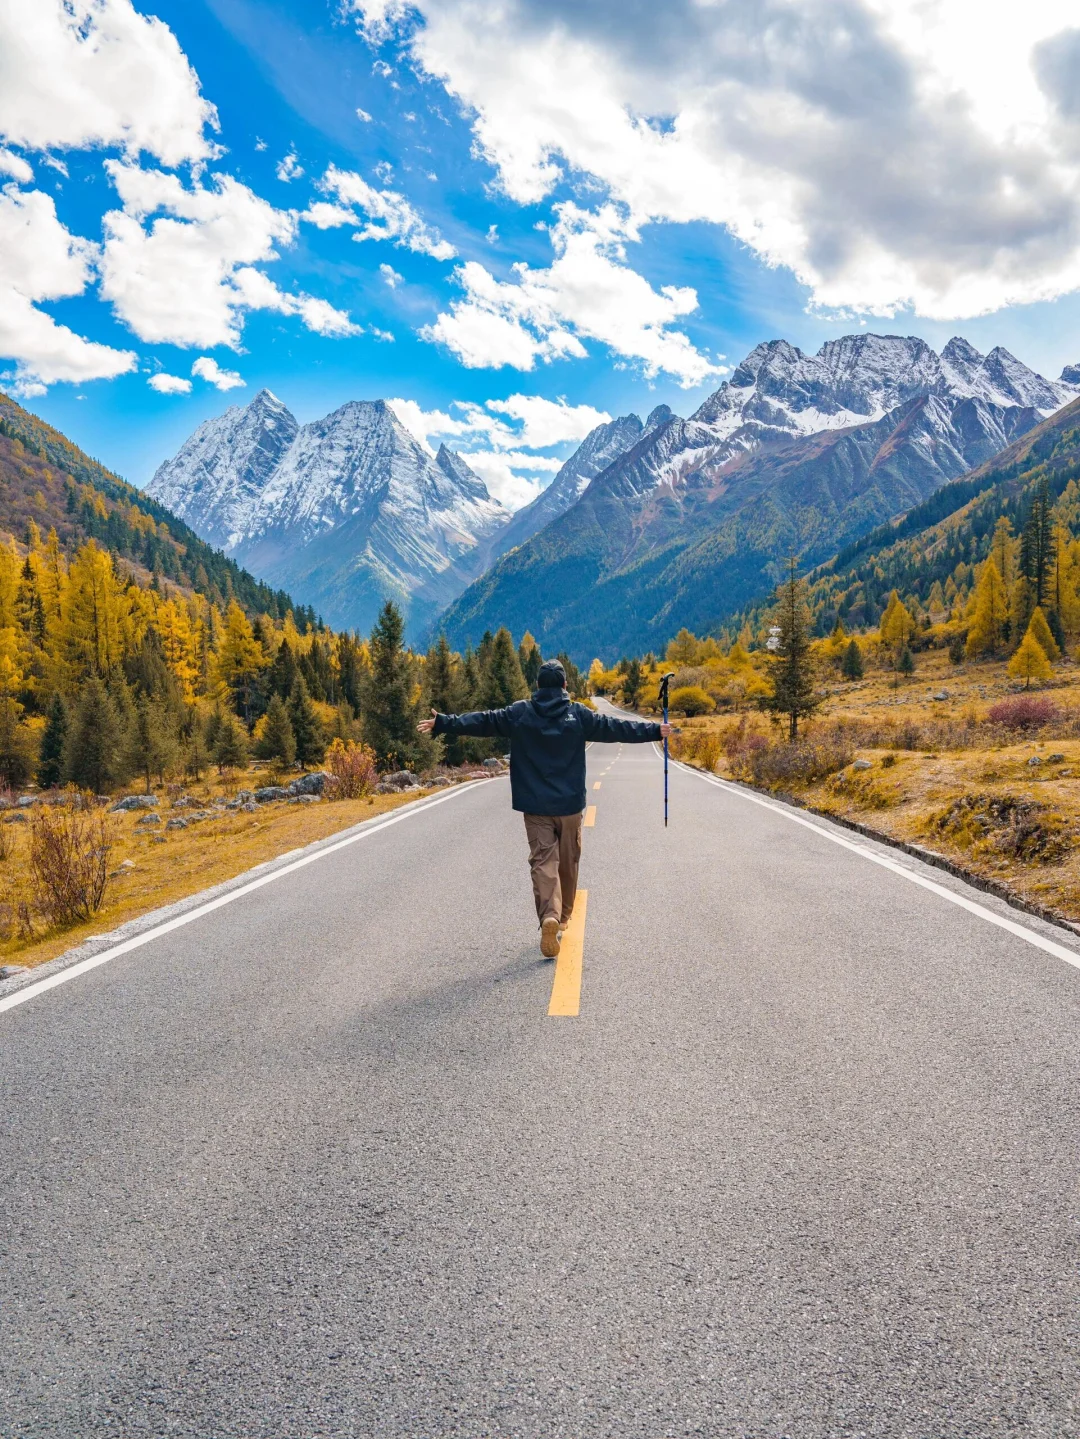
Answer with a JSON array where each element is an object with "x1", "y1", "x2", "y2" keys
[
  {"x1": 669, "y1": 651, "x2": 1080, "y2": 929},
  {"x1": 0, "y1": 775, "x2": 471, "y2": 973}
]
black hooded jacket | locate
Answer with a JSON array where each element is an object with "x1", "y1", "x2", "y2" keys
[{"x1": 432, "y1": 690, "x2": 661, "y2": 815}]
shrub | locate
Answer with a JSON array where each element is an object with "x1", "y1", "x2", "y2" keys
[
  {"x1": 29, "y1": 803, "x2": 115, "y2": 928},
  {"x1": 671, "y1": 730, "x2": 721, "y2": 771},
  {"x1": 986, "y1": 696, "x2": 1059, "y2": 731},
  {"x1": 748, "y1": 737, "x2": 854, "y2": 788},
  {"x1": 929, "y1": 792, "x2": 1072, "y2": 864},
  {"x1": 669, "y1": 685, "x2": 715, "y2": 717},
  {"x1": 325, "y1": 737, "x2": 378, "y2": 799}
]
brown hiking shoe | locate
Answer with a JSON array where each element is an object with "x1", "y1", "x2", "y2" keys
[{"x1": 540, "y1": 917, "x2": 561, "y2": 959}]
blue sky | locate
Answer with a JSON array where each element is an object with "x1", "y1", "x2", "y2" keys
[{"x1": 4, "y1": 0, "x2": 1080, "y2": 508}]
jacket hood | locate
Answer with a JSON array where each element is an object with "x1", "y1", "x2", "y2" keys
[{"x1": 531, "y1": 687, "x2": 571, "y2": 719}]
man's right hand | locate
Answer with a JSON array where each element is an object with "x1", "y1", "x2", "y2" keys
[
  {"x1": 417, "y1": 708, "x2": 438, "y2": 735},
  {"x1": 660, "y1": 723, "x2": 674, "y2": 739}
]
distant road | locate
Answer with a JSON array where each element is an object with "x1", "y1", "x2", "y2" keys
[{"x1": 3, "y1": 730, "x2": 1080, "y2": 1437}]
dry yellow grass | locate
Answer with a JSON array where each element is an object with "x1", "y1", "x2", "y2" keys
[
  {"x1": 675, "y1": 649, "x2": 1080, "y2": 926},
  {"x1": 0, "y1": 779, "x2": 453, "y2": 972}
]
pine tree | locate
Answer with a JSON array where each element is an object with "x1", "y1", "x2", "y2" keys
[
  {"x1": 481, "y1": 627, "x2": 528, "y2": 708},
  {"x1": 1026, "y1": 605, "x2": 1060, "y2": 662},
  {"x1": 1008, "y1": 630, "x2": 1052, "y2": 688},
  {"x1": 337, "y1": 634, "x2": 365, "y2": 714},
  {"x1": 518, "y1": 632, "x2": 542, "y2": 689},
  {"x1": 840, "y1": 638, "x2": 863, "y2": 680},
  {"x1": 0, "y1": 696, "x2": 34, "y2": 790},
  {"x1": 64, "y1": 676, "x2": 125, "y2": 793},
  {"x1": 763, "y1": 560, "x2": 820, "y2": 741},
  {"x1": 426, "y1": 634, "x2": 457, "y2": 715},
  {"x1": 212, "y1": 712, "x2": 249, "y2": 773},
  {"x1": 364, "y1": 600, "x2": 425, "y2": 771},
  {"x1": 898, "y1": 645, "x2": 915, "y2": 678},
  {"x1": 125, "y1": 696, "x2": 177, "y2": 794},
  {"x1": 255, "y1": 693, "x2": 296, "y2": 766},
  {"x1": 267, "y1": 638, "x2": 299, "y2": 702},
  {"x1": 622, "y1": 656, "x2": 645, "y2": 706},
  {"x1": 37, "y1": 692, "x2": 69, "y2": 789},
  {"x1": 288, "y1": 676, "x2": 324, "y2": 767}
]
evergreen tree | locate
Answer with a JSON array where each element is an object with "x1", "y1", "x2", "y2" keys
[
  {"x1": 215, "y1": 600, "x2": 265, "y2": 722},
  {"x1": 481, "y1": 627, "x2": 528, "y2": 707},
  {"x1": 898, "y1": 645, "x2": 915, "y2": 678},
  {"x1": 364, "y1": 601, "x2": 431, "y2": 771},
  {"x1": 288, "y1": 676, "x2": 324, "y2": 767},
  {"x1": 622, "y1": 656, "x2": 645, "y2": 707},
  {"x1": 762, "y1": 559, "x2": 820, "y2": 741},
  {"x1": 1019, "y1": 476, "x2": 1053, "y2": 610},
  {"x1": 267, "y1": 638, "x2": 299, "y2": 702},
  {"x1": 556, "y1": 652, "x2": 585, "y2": 698},
  {"x1": 337, "y1": 634, "x2": 364, "y2": 714},
  {"x1": 840, "y1": 638, "x2": 863, "y2": 680},
  {"x1": 213, "y1": 713, "x2": 249, "y2": 773},
  {"x1": 255, "y1": 693, "x2": 296, "y2": 766},
  {"x1": 64, "y1": 676, "x2": 125, "y2": 792},
  {"x1": 426, "y1": 634, "x2": 457, "y2": 714},
  {"x1": 37, "y1": 692, "x2": 69, "y2": 789},
  {"x1": 125, "y1": 696, "x2": 177, "y2": 793},
  {"x1": 518, "y1": 632, "x2": 542, "y2": 689}
]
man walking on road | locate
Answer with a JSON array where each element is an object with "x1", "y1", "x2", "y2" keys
[{"x1": 418, "y1": 659, "x2": 669, "y2": 959}]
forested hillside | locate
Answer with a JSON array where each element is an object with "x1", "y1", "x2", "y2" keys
[{"x1": 0, "y1": 393, "x2": 305, "y2": 625}]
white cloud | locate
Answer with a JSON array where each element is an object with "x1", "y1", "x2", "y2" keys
[
  {"x1": 485, "y1": 393, "x2": 613, "y2": 448},
  {"x1": 99, "y1": 162, "x2": 360, "y2": 346},
  {"x1": 275, "y1": 150, "x2": 303, "y2": 182},
  {"x1": 307, "y1": 164, "x2": 455, "y2": 260},
  {"x1": 350, "y1": 0, "x2": 1080, "y2": 321},
  {"x1": 424, "y1": 203, "x2": 720, "y2": 385},
  {"x1": 41, "y1": 155, "x2": 69, "y2": 177},
  {"x1": 192, "y1": 355, "x2": 244, "y2": 390},
  {"x1": 380, "y1": 262, "x2": 403, "y2": 287},
  {"x1": 0, "y1": 0, "x2": 217, "y2": 166},
  {"x1": 388, "y1": 392, "x2": 611, "y2": 509},
  {"x1": 356, "y1": 108, "x2": 373, "y2": 122},
  {"x1": 0, "y1": 184, "x2": 136, "y2": 393},
  {"x1": 254, "y1": 137, "x2": 267, "y2": 151},
  {"x1": 148, "y1": 372, "x2": 191, "y2": 394},
  {"x1": 0, "y1": 151, "x2": 33, "y2": 183}
]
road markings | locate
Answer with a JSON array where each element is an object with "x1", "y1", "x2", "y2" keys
[
  {"x1": 593, "y1": 780, "x2": 602, "y2": 790},
  {"x1": 0, "y1": 783, "x2": 490, "y2": 1018},
  {"x1": 672, "y1": 755, "x2": 1080, "y2": 973},
  {"x1": 548, "y1": 891, "x2": 588, "y2": 1017},
  {"x1": 584, "y1": 806, "x2": 596, "y2": 827}
]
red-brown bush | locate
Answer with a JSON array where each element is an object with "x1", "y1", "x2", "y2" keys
[{"x1": 986, "y1": 697, "x2": 1060, "y2": 731}]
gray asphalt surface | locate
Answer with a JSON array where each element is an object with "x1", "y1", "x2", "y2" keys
[{"x1": 2, "y1": 730, "x2": 1080, "y2": 1438}]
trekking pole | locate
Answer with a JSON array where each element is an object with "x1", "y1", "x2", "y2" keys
[{"x1": 658, "y1": 672, "x2": 674, "y2": 827}]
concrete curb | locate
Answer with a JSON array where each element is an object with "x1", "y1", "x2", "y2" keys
[{"x1": 0, "y1": 781, "x2": 493, "y2": 1004}]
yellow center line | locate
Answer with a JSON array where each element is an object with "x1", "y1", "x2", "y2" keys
[
  {"x1": 548, "y1": 890, "x2": 588, "y2": 1017},
  {"x1": 584, "y1": 805, "x2": 596, "y2": 827},
  {"x1": 593, "y1": 780, "x2": 602, "y2": 790}
]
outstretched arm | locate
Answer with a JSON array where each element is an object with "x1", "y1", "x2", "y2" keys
[
  {"x1": 577, "y1": 706, "x2": 670, "y2": 743},
  {"x1": 417, "y1": 706, "x2": 515, "y2": 739}
]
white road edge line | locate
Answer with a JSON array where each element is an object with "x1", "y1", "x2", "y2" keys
[
  {"x1": 665, "y1": 749, "x2": 1080, "y2": 972},
  {"x1": 0, "y1": 783, "x2": 484, "y2": 1017}
]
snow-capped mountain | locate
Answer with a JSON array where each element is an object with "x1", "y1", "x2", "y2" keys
[
  {"x1": 439, "y1": 334, "x2": 1080, "y2": 658},
  {"x1": 489, "y1": 405, "x2": 674, "y2": 560},
  {"x1": 147, "y1": 393, "x2": 510, "y2": 636},
  {"x1": 148, "y1": 389, "x2": 298, "y2": 552}
]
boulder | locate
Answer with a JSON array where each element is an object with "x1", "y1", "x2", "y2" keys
[
  {"x1": 0, "y1": 964, "x2": 27, "y2": 979},
  {"x1": 482, "y1": 758, "x2": 503, "y2": 770},
  {"x1": 4, "y1": 813, "x2": 28, "y2": 824},
  {"x1": 16, "y1": 795, "x2": 35, "y2": 808},
  {"x1": 165, "y1": 818, "x2": 188, "y2": 830},
  {"x1": 426, "y1": 776, "x2": 451, "y2": 787},
  {"x1": 254, "y1": 786, "x2": 290, "y2": 803},
  {"x1": 110, "y1": 794, "x2": 159, "y2": 813},
  {"x1": 381, "y1": 770, "x2": 420, "y2": 790},
  {"x1": 288, "y1": 772, "x2": 330, "y2": 797},
  {"x1": 852, "y1": 759, "x2": 872, "y2": 772},
  {"x1": 1028, "y1": 756, "x2": 1043, "y2": 767},
  {"x1": 135, "y1": 813, "x2": 161, "y2": 827},
  {"x1": 1047, "y1": 753, "x2": 1066, "y2": 764}
]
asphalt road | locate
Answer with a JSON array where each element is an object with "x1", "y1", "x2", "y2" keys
[{"x1": 3, "y1": 728, "x2": 1080, "y2": 1438}]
